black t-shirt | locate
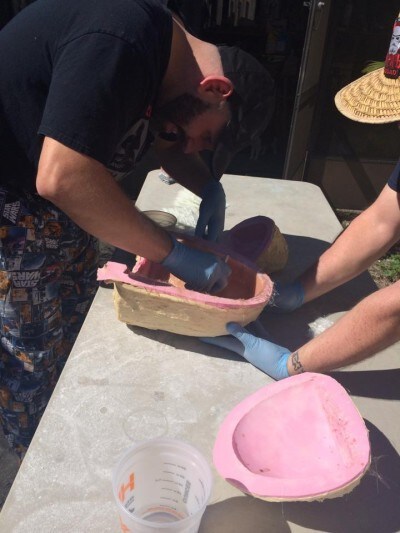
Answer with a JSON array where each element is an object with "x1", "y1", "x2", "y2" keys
[
  {"x1": 0, "y1": 0, "x2": 172, "y2": 191},
  {"x1": 388, "y1": 160, "x2": 400, "y2": 192}
]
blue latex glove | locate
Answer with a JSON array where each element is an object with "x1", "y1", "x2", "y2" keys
[
  {"x1": 162, "y1": 236, "x2": 231, "y2": 293},
  {"x1": 195, "y1": 180, "x2": 226, "y2": 242},
  {"x1": 267, "y1": 280, "x2": 305, "y2": 313},
  {"x1": 201, "y1": 321, "x2": 290, "y2": 380}
]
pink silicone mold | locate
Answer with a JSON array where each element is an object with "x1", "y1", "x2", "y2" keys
[{"x1": 213, "y1": 373, "x2": 371, "y2": 501}]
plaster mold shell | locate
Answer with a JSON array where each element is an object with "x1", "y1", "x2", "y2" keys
[
  {"x1": 214, "y1": 373, "x2": 371, "y2": 502},
  {"x1": 97, "y1": 235, "x2": 273, "y2": 336}
]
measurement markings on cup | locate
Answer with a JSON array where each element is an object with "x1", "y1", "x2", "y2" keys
[
  {"x1": 112, "y1": 438, "x2": 213, "y2": 528},
  {"x1": 183, "y1": 480, "x2": 191, "y2": 503},
  {"x1": 155, "y1": 461, "x2": 189, "y2": 504}
]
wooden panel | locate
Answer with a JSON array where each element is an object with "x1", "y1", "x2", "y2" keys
[{"x1": 307, "y1": 157, "x2": 396, "y2": 209}]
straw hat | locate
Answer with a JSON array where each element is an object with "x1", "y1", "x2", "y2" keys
[{"x1": 335, "y1": 13, "x2": 400, "y2": 123}]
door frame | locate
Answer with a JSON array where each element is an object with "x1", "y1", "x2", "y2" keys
[{"x1": 283, "y1": 0, "x2": 332, "y2": 181}]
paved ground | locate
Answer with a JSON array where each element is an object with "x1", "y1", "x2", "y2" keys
[{"x1": 0, "y1": 428, "x2": 20, "y2": 511}]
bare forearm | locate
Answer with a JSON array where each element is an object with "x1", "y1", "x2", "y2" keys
[
  {"x1": 300, "y1": 186, "x2": 400, "y2": 303},
  {"x1": 301, "y1": 219, "x2": 391, "y2": 302},
  {"x1": 155, "y1": 138, "x2": 213, "y2": 196},
  {"x1": 37, "y1": 138, "x2": 172, "y2": 262},
  {"x1": 288, "y1": 280, "x2": 400, "y2": 374}
]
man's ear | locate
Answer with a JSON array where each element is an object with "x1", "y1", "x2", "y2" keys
[{"x1": 199, "y1": 76, "x2": 233, "y2": 102}]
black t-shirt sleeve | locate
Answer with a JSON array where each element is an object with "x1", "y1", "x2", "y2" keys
[
  {"x1": 39, "y1": 33, "x2": 150, "y2": 165},
  {"x1": 388, "y1": 159, "x2": 400, "y2": 192}
]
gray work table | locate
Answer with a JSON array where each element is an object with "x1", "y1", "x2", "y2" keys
[{"x1": 1, "y1": 172, "x2": 399, "y2": 533}]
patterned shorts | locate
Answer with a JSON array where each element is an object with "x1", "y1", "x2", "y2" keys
[{"x1": 0, "y1": 187, "x2": 98, "y2": 457}]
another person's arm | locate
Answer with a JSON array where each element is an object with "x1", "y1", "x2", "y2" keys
[
  {"x1": 300, "y1": 184, "x2": 400, "y2": 303},
  {"x1": 155, "y1": 137, "x2": 226, "y2": 241},
  {"x1": 287, "y1": 280, "x2": 400, "y2": 374},
  {"x1": 155, "y1": 137, "x2": 214, "y2": 195},
  {"x1": 202, "y1": 280, "x2": 400, "y2": 378},
  {"x1": 272, "y1": 184, "x2": 400, "y2": 310}
]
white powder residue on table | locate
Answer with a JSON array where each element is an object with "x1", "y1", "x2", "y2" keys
[{"x1": 308, "y1": 316, "x2": 335, "y2": 338}]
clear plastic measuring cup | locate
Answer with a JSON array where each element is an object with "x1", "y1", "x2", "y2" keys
[{"x1": 112, "y1": 437, "x2": 213, "y2": 533}]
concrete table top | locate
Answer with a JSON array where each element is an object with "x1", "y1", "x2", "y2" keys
[{"x1": 0, "y1": 172, "x2": 399, "y2": 533}]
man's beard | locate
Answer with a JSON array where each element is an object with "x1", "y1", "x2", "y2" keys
[{"x1": 152, "y1": 93, "x2": 211, "y2": 130}]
